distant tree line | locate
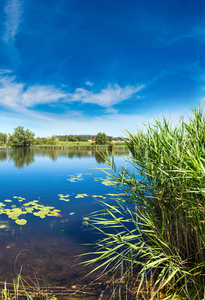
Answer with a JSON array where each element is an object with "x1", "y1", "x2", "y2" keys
[
  {"x1": 56, "y1": 134, "x2": 115, "y2": 142},
  {"x1": 0, "y1": 127, "x2": 126, "y2": 148},
  {"x1": 34, "y1": 136, "x2": 57, "y2": 146}
]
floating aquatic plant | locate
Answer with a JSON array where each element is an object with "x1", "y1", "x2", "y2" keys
[
  {"x1": 15, "y1": 219, "x2": 27, "y2": 225},
  {"x1": 75, "y1": 194, "x2": 88, "y2": 198},
  {"x1": 92, "y1": 195, "x2": 106, "y2": 199},
  {"x1": 67, "y1": 173, "x2": 84, "y2": 182},
  {"x1": 101, "y1": 178, "x2": 116, "y2": 186},
  {"x1": 58, "y1": 194, "x2": 70, "y2": 201},
  {"x1": 0, "y1": 197, "x2": 62, "y2": 225}
]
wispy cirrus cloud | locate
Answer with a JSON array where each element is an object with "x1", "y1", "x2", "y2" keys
[
  {"x1": 159, "y1": 24, "x2": 205, "y2": 48},
  {"x1": 65, "y1": 83, "x2": 145, "y2": 107},
  {"x1": 3, "y1": 0, "x2": 23, "y2": 44}
]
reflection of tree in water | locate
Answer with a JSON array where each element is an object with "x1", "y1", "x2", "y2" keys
[
  {"x1": 33, "y1": 149, "x2": 129, "y2": 162},
  {"x1": 0, "y1": 148, "x2": 130, "y2": 167},
  {"x1": 47, "y1": 149, "x2": 58, "y2": 161},
  {"x1": 33, "y1": 149, "x2": 94, "y2": 160},
  {"x1": 67, "y1": 150, "x2": 93, "y2": 159},
  {"x1": 10, "y1": 148, "x2": 35, "y2": 169},
  {"x1": 94, "y1": 152, "x2": 106, "y2": 164},
  {"x1": 0, "y1": 150, "x2": 8, "y2": 161}
]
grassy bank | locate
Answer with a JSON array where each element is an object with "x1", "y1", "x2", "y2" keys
[
  {"x1": 84, "y1": 107, "x2": 205, "y2": 299},
  {"x1": 31, "y1": 141, "x2": 128, "y2": 150}
]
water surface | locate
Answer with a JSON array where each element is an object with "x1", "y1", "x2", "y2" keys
[{"x1": 0, "y1": 148, "x2": 130, "y2": 297}]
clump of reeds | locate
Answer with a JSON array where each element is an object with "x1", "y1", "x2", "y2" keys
[{"x1": 84, "y1": 107, "x2": 205, "y2": 299}]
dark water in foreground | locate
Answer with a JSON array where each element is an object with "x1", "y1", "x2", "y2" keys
[{"x1": 0, "y1": 148, "x2": 130, "y2": 298}]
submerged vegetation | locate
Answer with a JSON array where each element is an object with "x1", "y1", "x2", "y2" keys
[{"x1": 84, "y1": 107, "x2": 205, "y2": 299}]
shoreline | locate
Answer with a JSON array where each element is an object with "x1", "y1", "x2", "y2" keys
[{"x1": 31, "y1": 144, "x2": 128, "y2": 150}]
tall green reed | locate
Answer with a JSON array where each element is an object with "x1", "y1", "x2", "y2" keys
[{"x1": 84, "y1": 107, "x2": 205, "y2": 299}]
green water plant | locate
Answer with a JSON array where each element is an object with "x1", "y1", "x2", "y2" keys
[
  {"x1": 67, "y1": 173, "x2": 84, "y2": 182},
  {"x1": 0, "y1": 197, "x2": 61, "y2": 226},
  {"x1": 84, "y1": 107, "x2": 205, "y2": 299}
]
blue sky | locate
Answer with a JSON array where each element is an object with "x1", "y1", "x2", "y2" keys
[{"x1": 0, "y1": 0, "x2": 205, "y2": 137}]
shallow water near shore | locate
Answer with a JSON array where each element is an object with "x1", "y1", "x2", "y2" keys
[{"x1": 0, "y1": 148, "x2": 130, "y2": 298}]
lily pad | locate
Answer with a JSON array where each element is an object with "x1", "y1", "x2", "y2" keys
[
  {"x1": 15, "y1": 219, "x2": 27, "y2": 225},
  {"x1": 0, "y1": 224, "x2": 8, "y2": 229},
  {"x1": 33, "y1": 211, "x2": 46, "y2": 218},
  {"x1": 75, "y1": 193, "x2": 89, "y2": 198},
  {"x1": 25, "y1": 207, "x2": 34, "y2": 213}
]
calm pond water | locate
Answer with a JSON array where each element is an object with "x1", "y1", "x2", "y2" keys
[{"x1": 0, "y1": 148, "x2": 130, "y2": 298}]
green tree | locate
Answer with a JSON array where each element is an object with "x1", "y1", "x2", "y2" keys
[
  {"x1": 9, "y1": 126, "x2": 35, "y2": 148},
  {"x1": 0, "y1": 133, "x2": 7, "y2": 144},
  {"x1": 67, "y1": 135, "x2": 78, "y2": 142},
  {"x1": 95, "y1": 132, "x2": 108, "y2": 145},
  {"x1": 46, "y1": 136, "x2": 57, "y2": 145}
]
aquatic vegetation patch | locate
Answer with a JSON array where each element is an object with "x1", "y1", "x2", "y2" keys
[
  {"x1": 92, "y1": 195, "x2": 106, "y2": 199},
  {"x1": 101, "y1": 177, "x2": 116, "y2": 186},
  {"x1": 58, "y1": 194, "x2": 70, "y2": 201},
  {"x1": 0, "y1": 197, "x2": 62, "y2": 225},
  {"x1": 84, "y1": 107, "x2": 205, "y2": 299},
  {"x1": 67, "y1": 173, "x2": 84, "y2": 182},
  {"x1": 75, "y1": 193, "x2": 88, "y2": 198},
  {"x1": 15, "y1": 219, "x2": 27, "y2": 225}
]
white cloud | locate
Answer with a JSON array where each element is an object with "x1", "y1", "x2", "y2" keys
[
  {"x1": 85, "y1": 81, "x2": 94, "y2": 86},
  {"x1": 0, "y1": 73, "x2": 145, "y2": 114},
  {"x1": 0, "y1": 73, "x2": 67, "y2": 112},
  {"x1": 0, "y1": 74, "x2": 24, "y2": 109},
  {"x1": 0, "y1": 69, "x2": 13, "y2": 75},
  {"x1": 22, "y1": 85, "x2": 67, "y2": 107},
  {"x1": 65, "y1": 83, "x2": 145, "y2": 107},
  {"x1": 3, "y1": 0, "x2": 23, "y2": 44}
]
